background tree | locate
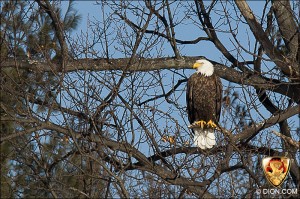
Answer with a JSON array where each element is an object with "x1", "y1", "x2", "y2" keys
[{"x1": 1, "y1": 0, "x2": 299, "y2": 198}]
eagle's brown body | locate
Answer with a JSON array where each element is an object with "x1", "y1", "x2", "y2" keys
[{"x1": 186, "y1": 73, "x2": 222, "y2": 128}]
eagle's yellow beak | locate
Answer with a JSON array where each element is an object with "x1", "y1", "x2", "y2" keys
[{"x1": 193, "y1": 62, "x2": 202, "y2": 69}]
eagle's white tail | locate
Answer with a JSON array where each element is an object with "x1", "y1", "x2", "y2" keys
[{"x1": 193, "y1": 128, "x2": 216, "y2": 149}]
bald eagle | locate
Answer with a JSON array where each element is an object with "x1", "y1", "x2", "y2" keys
[{"x1": 186, "y1": 59, "x2": 222, "y2": 149}]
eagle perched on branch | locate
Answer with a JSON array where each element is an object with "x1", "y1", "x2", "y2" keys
[{"x1": 187, "y1": 59, "x2": 222, "y2": 149}]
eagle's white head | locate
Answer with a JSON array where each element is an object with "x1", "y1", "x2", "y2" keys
[{"x1": 193, "y1": 59, "x2": 214, "y2": 76}]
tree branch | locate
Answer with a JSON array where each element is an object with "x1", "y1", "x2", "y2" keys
[
  {"x1": 271, "y1": 130, "x2": 300, "y2": 148},
  {"x1": 234, "y1": 0, "x2": 299, "y2": 77},
  {"x1": 272, "y1": 0, "x2": 299, "y2": 62},
  {"x1": 3, "y1": 56, "x2": 299, "y2": 102},
  {"x1": 234, "y1": 104, "x2": 299, "y2": 143},
  {"x1": 35, "y1": 0, "x2": 68, "y2": 72},
  {"x1": 115, "y1": 11, "x2": 209, "y2": 44}
]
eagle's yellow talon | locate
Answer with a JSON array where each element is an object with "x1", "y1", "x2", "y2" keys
[
  {"x1": 207, "y1": 120, "x2": 217, "y2": 128},
  {"x1": 194, "y1": 120, "x2": 206, "y2": 129}
]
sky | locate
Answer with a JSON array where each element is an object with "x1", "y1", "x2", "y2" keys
[
  {"x1": 5, "y1": 1, "x2": 297, "y2": 196},
  {"x1": 69, "y1": 1, "x2": 268, "y2": 58},
  {"x1": 59, "y1": 1, "x2": 299, "y2": 146}
]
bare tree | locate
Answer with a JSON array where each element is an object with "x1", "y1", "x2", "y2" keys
[{"x1": 1, "y1": 0, "x2": 299, "y2": 198}]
